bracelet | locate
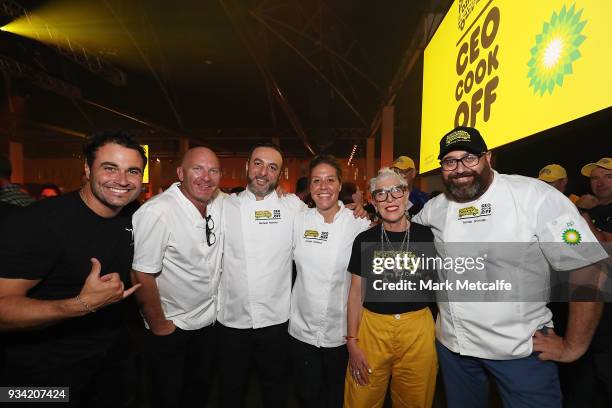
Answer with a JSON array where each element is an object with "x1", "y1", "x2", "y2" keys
[
  {"x1": 76, "y1": 295, "x2": 97, "y2": 313},
  {"x1": 344, "y1": 336, "x2": 359, "y2": 342}
]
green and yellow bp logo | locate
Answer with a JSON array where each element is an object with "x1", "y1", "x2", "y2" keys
[
  {"x1": 527, "y1": 4, "x2": 587, "y2": 95},
  {"x1": 562, "y1": 228, "x2": 582, "y2": 245}
]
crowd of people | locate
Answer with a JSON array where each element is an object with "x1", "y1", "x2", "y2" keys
[{"x1": 0, "y1": 127, "x2": 609, "y2": 408}]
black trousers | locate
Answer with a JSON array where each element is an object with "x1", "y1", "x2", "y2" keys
[
  {"x1": 217, "y1": 321, "x2": 289, "y2": 408},
  {"x1": 1, "y1": 334, "x2": 136, "y2": 408},
  {"x1": 289, "y1": 336, "x2": 348, "y2": 408},
  {"x1": 560, "y1": 349, "x2": 612, "y2": 408},
  {"x1": 142, "y1": 325, "x2": 216, "y2": 408}
]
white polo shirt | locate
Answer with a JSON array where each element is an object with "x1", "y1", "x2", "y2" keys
[
  {"x1": 132, "y1": 183, "x2": 225, "y2": 331},
  {"x1": 217, "y1": 189, "x2": 306, "y2": 329},
  {"x1": 413, "y1": 171, "x2": 608, "y2": 360},
  {"x1": 290, "y1": 203, "x2": 370, "y2": 348}
]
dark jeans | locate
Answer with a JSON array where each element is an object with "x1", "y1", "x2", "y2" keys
[
  {"x1": 217, "y1": 321, "x2": 289, "y2": 408},
  {"x1": 142, "y1": 324, "x2": 216, "y2": 408},
  {"x1": 437, "y1": 340, "x2": 562, "y2": 408},
  {"x1": 289, "y1": 336, "x2": 348, "y2": 408}
]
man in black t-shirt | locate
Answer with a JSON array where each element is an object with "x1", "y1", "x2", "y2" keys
[
  {"x1": 0, "y1": 131, "x2": 146, "y2": 407},
  {"x1": 577, "y1": 157, "x2": 612, "y2": 242},
  {"x1": 560, "y1": 158, "x2": 612, "y2": 407}
]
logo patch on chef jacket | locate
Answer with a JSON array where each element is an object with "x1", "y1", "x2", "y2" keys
[
  {"x1": 458, "y1": 203, "x2": 492, "y2": 223},
  {"x1": 562, "y1": 228, "x2": 582, "y2": 245},
  {"x1": 303, "y1": 229, "x2": 328, "y2": 244},
  {"x1": 254, "y1": 209, "x2": 282, "y2": 224}
]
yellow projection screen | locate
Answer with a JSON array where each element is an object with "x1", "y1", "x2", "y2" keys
[
  {"x1": 142, "y1": 144, "x2": 149, "y2": 184},
  {"x1": 420, "y1": 0, "x2": 612, "y2": 172}
]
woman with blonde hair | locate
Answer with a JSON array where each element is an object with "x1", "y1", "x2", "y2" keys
[{"x1": 344, "y1": 167, "x2": 437, "y2": 408}]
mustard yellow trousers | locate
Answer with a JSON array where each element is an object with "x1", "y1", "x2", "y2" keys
[{"x1": 344, "y1": 307, "x2": 437, "y2": 408}]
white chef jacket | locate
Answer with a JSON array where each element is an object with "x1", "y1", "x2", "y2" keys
[
  {"x1": 217, "y1": 189, "x2": 306, "y2": 329},
  {"x1": 413, "y1": 171, "x2": 608, "y2": 359},
  {"x1": 289, "y1": 203, "x2": 370, "y2": 347},
  {"x1": 132, "y1": 183, "x2": 225, "y2": 330}
]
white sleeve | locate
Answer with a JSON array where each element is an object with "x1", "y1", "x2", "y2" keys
[
  {"x1": 293, "y1": 195, "x2": 308, "y2": 213},
  {"x1": 412, "y1": 200, "x2": 430, "y2": 226},
  {"x1": 292, "y1": 211, "x2": 303, "y2": 252},
  {"x1": 536, "y1": 188, "x2": 608, "y2": 271},
  {"x1": 358, "y1": 217, "x2": 371, "y2": 234},
  {"x1": 132, "y1": 206, "x2": 170, "y2": 274}
]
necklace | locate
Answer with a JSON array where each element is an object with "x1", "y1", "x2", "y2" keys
[{"x1": 380, "y1": 225, "x2": 410, "y2": 280}]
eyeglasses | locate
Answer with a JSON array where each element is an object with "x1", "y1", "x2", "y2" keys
[
  {"x1": 440, "y1": 153, "x2": 485, "y2": 171},
  {"x1": 372, "y1": 185, "x2": 406, "y2": 202},
  {"x1": 205, "y1": 215, "x2": 216, "y2": 246}
]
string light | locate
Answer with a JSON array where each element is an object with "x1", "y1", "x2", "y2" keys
[{"x1": 347, "y1": 144, "x2": 358, "y2": 166}]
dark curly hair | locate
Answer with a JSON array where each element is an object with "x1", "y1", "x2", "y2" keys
[{"x1": 83, "y1": 130, "x2": 147, "y2": 169}]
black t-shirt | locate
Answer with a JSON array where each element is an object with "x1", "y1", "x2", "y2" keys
[
  {"x1": 587, "y1": 204, "x2": 612, "y2": 351},
  {"x1": 0, "y1": 200, "x2": 20, "y2": 219},
  {"x1": 0, "y1": 191, "x2": 136, "y2": 368},
  {"x1": 348, "y1": 222, "x2": 435, "y2": 314},
  {"x1": 587, "y1": 203, "x2": 612, "y2": 233}
]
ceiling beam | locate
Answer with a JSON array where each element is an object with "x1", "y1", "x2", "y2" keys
[{"x1": 220, "y1": 0, "x2": 317, "y2": 156}]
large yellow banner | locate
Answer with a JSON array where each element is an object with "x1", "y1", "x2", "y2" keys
[
  {"x1": 142, "y1": 144, "x2": 149, "y2": 184},
  {"x1": 421, "y1": 0, "x2": 612, "y2": 172}
]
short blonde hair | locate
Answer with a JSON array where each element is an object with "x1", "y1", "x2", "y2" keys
[{"x1": 368, "y1": 167, "x2": 408, "y2": 193}]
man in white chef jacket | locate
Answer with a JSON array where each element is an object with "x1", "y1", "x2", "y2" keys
[
  {"x1": 217, "y1": 142, "x2": 305, "y2": 408},
  {"x1": 413, "y1": 126, "x2": 608, "y2": 408},
  {"x1": 131, "y1": 147, "x2": 224, "y2": 408}
]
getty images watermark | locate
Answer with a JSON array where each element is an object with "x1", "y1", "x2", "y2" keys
[
  {"x1": 359, "y1": 242, "x2": 611, "y2": 303},
  {"x1": 371, "y1": 253, "x2": 511, "y2": 292}
]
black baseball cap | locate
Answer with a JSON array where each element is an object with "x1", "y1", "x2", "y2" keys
[{"x1": 438, "y1": 126, "x2": 488, "y2": 159}]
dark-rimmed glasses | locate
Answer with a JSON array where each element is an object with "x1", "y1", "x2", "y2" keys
[
  {"x1": 205, "y1": 215, "x2": 216, "y2": 246},
  {"x1": 440, "y1": 153, "x2": 485, "y2": 171},
  {"x1": 372, "y1": 185, "x2": 406, "y2": 202}
]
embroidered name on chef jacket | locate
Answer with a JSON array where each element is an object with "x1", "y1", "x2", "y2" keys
[
  {"x1": 254, "y1": 209, "x2": 282, "y2": 225},
  {"x1": 303, "y1": 229, "x2": 329, "y2": 244},
  {"x1": 458, "y1": 202, "x2": 492, "y2": 224}
]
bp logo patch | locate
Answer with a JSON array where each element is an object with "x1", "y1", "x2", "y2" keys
[
  {"x1": 527, "y1": 4, "x2": 587, "y2": 95},
  {"x1": 562, "y1": 228, "x2": 581, "y2": 245}
]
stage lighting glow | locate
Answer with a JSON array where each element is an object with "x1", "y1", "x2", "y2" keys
[{"x1": 0, "y1": 0, "x2": 221, "y2": 78}]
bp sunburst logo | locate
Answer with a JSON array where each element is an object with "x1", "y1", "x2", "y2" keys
[
  {"x1": 562, "y1": 228, "x2": 582, "y2": 245},
  {"x1": 527, "y1": 4, "x2": 587, "y2": 95}
]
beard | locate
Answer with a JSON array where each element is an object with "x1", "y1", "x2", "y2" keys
[
  {"x1": 444, "y1": 164, "x2": 492, "y2": 202},
  {"x1": 247, "y1": 174, "x2": 278, "y2": 198}
]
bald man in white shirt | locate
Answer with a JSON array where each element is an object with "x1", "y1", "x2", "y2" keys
[{"x1": 131, "y1": 147, "x2": 224, "y2": 408}]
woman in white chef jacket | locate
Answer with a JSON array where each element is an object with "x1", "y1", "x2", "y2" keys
[{"x1": 289, "y1": 154, "x2": 371, "y2": 408}]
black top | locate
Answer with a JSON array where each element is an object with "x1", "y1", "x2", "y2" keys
[
  {"x1": 348, "y1": 222, "x2": 435, "y2": 314},
  {"x1": 587, "y1": 203, "x2": 612, "y2": 233},
  {"x1": 0, "y1": 191, "x2": 136, "y2": 368},
  {"x1": 588, "y1": 203, "x2": 612, "y2": 352},
  {"x1": 0, "y1": 200, "x2": 20, "y2": 219}
]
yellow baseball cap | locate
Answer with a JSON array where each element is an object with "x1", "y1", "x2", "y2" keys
[
  {"x1": 538, "y1": 164, "x2": 567, "y2": 182},
  {"x1": 391, "y1": 156, "x2": 415, "y2": 170},
  {"x1": 581, "y1": 158, "x2": 612, "y2": 177}
]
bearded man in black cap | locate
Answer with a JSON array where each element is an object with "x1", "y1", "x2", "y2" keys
[{"x1": 413, "y1": 126, "x2": 608, "y2": 408}]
